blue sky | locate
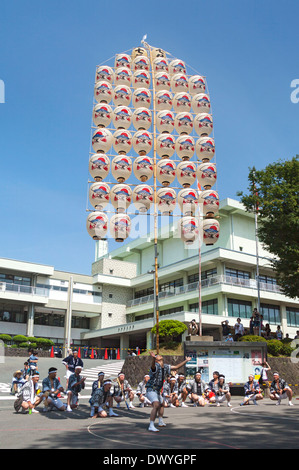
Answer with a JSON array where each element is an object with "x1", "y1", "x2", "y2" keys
[{"x1": 0, "y1": 0, "x2": 298, "y2": 275}]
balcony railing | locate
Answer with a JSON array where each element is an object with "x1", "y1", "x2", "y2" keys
[
  {"x1": 127, "y1": 275, "x2": 283, "y2": 307},
  {"x1": 0, "y1": 282, "x2": 49, "y2": 298}
]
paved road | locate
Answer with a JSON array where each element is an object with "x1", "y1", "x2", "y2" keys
[{"x1": 1, "y1": 357, "x2": 299, "y2": 449}]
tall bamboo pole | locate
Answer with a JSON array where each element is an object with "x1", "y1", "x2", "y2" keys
[{"x1": 143, "y1": 39, "x2": 160, "y2": 353}]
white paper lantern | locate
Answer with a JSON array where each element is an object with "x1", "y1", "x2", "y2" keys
[
  {"x1": 195, "y1": 136, "x2": 215, "y2": 161},
  {"x1": 93, "y1": 103, "x2": 113, "y2": 128},
  {"x1": 175, "y1": 135, "x2": 195, "y2": 160},
  {"x1": 191, "y1": 93, "x2": 211, "y2": 113},
  {"x1": 89, "y1": 154, "x2": 110, "y2": 181},
  {"x1": 199, "y1": 190, "x2": 219, "y2": 216},
  {"x1": 89, "y1": 182, "x2": 110, "y2": 210},
  {"x1": 156, "y1": 133, "x2": 176, "y2": 158},
  {"x1": 176, "y1": 161, "x2": 197, "y2": 187},
  {"x1": 178, "y1": 216, "x2": 199, "y2": 245},
  {"x1": 110, "y1": 213, "x2": 131, "y2": 242},
  {"x1": 132, "y1": 88, "x2": 151, "y2": 108},
  {"x1": 113, "y1": 129, "x2": 132, "y2": 154},
  {"x1": 112, "y1": 106, "x2": 132, "y2": 129},
  {"x1": 133, "y1": 185, "x2": 154, "y2": 212},
  {"x1": 92, "y1": 128, "x2": 113, "y2": 153},
  {"x1": 151, "y1": 48, "x2": 166, "y2": 59},
  {"x1": 174, "y1": 112, "x2": 193, "y2": 135},
  {"x1": 110, "y1": 183, "x2": 132, "y2": 212},
  {"x1": 155, "y1": 90, "x2": 173, "y2": 111},
  {"x1": 157, "y1": 187, "x2": 176, "y2": 215},
  {"x1": 132, "y1": 55, "x2": 150, "y2": 71},
  {"x1": 157, "y1": 159, "x2": 176, "y2": 186},
  {"x1": 132, "y1": 70, "x2": 151, "y2": 89},
  {"x1": 132, "y1": 107, "x2": 152, "y2": 130},
  {"x1": 94, "y1": 80, "x2": 113, "y2": 103},
  {"x1": 133, "y1": 155, "x2": 153, "y2": 182},
  {"x1": 173, "y1": 92, "x2": 192, "y2": 112},
  {"x1": 95, "y1": 66, "x2": 114, "y2": 83},
  {"x1": 197, "y1": 162, "x2": 217, "y2": 189},
  {"x1": 169, "y1": 59, "x2": 186, "y2": 76},
  {"x1": 87, "y1": 212, "x2": 108, "y2": 240},
  {"x1": 171, "y1": 73, "x2": 189, "y2": 93},
  {"x1": 188, "y1": 75, "x2": 206, "y2": 95},
  {"x1": 155, "y1": 72, "x2": 171, "y2": 91},
  {"x1": 113, "y1": 85, "x2": 132, "y2": 107},
  {"x1": 156, "y1": 110, "x2": 175, "y2": 134},
  {"x1": 203, "y1": 218, "x2": 220, "y2": 245},
  {"x1": 115, "y1": 53, "x2": 131, "y2": 69},
  {"x1": 114, "y1": 67, "x2": 132, "y2": 86},
  {"x1": 131, "y1": 47, "x2": 147, "y2": 61},
  {"x1": 178, "y1": 188, "x2": 199, "y2": 215},
  {"x1": 133, "y1": 130, "x2": 153, "y2": 154},
  {"x1": 153, "y1": 57, "x2": 169, "y2": 73},
  {"x1": 111, "y1": 155, "x2": 132, "y2": 182},
  {"x1": 194, "y1": 113, "x2": 213, "y2": 136}
]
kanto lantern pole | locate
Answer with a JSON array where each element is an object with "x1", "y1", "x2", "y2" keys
[{"x1": 143, "y1": 38, "x2": 160, "y2": 354}]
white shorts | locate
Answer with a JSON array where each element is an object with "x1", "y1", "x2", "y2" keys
[
  {"x1": 215, "y1": 395, "x2": 227, "y2": 403},
  {"x1": 146, "y1": 390, "x2": 164, "y2": 405}
]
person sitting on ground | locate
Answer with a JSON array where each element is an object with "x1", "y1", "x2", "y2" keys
[
  {"x1": 136, "y1": 374, "x2": 151, "y2": 407},
  {"x1": 89, "y1": 379, "x2": 119, "y2": 418},
  {"x1": 11, "y1": 370, "x2": 26, "y2": 395},
  {"x1": 186, "y1": 371, "x2": 208, "y2": 407},
  {"x1": 269, "y1": 372, "x2": 294, "y2": 406},
  {"x1": 176, "y1": 373, "x2": 189, "y2": 408},
  {"x1": 162, "y1": 376, "x2": 172, "y2": 408},
  {"x1": 66, "y1": 365, "x2": 86, "y2": 412},
  {"x1": 213, "y1": 374, "x2": 232, "y2": 407},
  {"x1": 14, "y1": 371, "x2": 42, "y2": 414},
  {"x1": 241, "y1": 374, "x2": 263, "y2": 406},
  {"x1": 113, "y1": 372, "x2": 135, "y2": 409},
  {"x1": 42, "y1": 367, "x2": 65, "y2": 412}
]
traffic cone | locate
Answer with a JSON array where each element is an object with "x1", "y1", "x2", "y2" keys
[
  {"x1": 137, "y1": 348, "x2": 140, "y2": 355},
  {"x1": 104, "y1": 348, "x2": 108, "y2": 360},
  {"x1": 50, "y1": 346, "x2": 54, "y2": 358},
  {"x1": 77, "y1": 347, "x2": 81, "y2": 358},
  {"x1": 90, "y1": 348, "x2": 94, "y2": 359},
  {"x1": 116, "y1": 348, "x2": 120, "y2": 360}
]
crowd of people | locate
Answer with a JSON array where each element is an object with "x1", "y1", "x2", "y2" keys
[{"x1": 10, "y1": 349, "x2": 295, "y2": 431}]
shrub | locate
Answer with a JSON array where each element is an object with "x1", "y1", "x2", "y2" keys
[
  {"x1": 35, "y1": 338, "x2": 54, "y2": 349},
  {"x1": 267, "y1": 339, "x2": 284, "y2": 356},
  {"x1": 238, "y1": 335, "x2": 267, "y2": 343},
  {"x1": 19, "y1": 342, "x2": 31, "y2": 349},
  {"x1": 281, "y1": 341, "x2": 296, "y2": 357},
  {"x1": 12, "y1": 335, "x2": 28, "y2": 344},
  {"x1": 0, "y1": 334, "x2": 12, "y2": 342}
]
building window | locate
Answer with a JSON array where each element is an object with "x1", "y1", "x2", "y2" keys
[
  {"x1": 0, "y1": 273, "x2": 31, "y2": 286},
  {"x1": 225, "y1": 268, "x2": 250, "y2": 280},
  {"x1": 286, "y1": 307, "x2": 299, "y2": 327},
  {"x1": 260, "y1": 303, "x2": 281, "y2": 325},
  {"x1": 160, "y1": 306, "x2": 184, "y2": 316},
  {"x1": 135, "y1": 287, "x2": 154, "y2": 299},
  {"x1": 0, "y1": 308, "x2": 27, "y2": 324},
  {"x1": 189, "y1": 299, "x2": 218, "y2": 315},
  {"x1": 228, "y1": 299, "x2": 252, "y2": 318},
  {"x1": 188, "y1": 268, "x2": 217, "y2": 284},
  {"x1": 160, "y1": 278, "x2": 184, "y2": 293},
  {"x1": 259, "y1": 275, "x2": 277, "y2": 285}
]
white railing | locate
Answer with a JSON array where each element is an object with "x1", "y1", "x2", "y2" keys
[
  {"x1": 127, "y1": 275, "x2": 282, "y2": 307},
  {"x1": 0, "y1": 282, "x2": 49, "y2": 297}
]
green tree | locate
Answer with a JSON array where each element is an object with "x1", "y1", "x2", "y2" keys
[
  {"x1": 238, "y1": 156, "x2": 299, "y2": 298},
  {"x1": 151, "y1": 319, "x2": 187, "y2": 346}
]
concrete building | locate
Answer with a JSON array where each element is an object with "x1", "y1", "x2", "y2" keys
[{"x1": 1, "y1": 198, "x2": 298, "y2": 358}]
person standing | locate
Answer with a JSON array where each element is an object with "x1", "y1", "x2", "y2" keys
[
  {"x1": 269, "y1": 372, "x2": 294, "y2": 406},
  {"x1": 66, "y1": 366, "x2": 86, "y2": 412},
  {"x1": 258, "y1": 361, "x2": 271, "y2": 397},
  {"x1": 234, "y1": 318, "x2": 244, "y2": 341},
  {"x1": 221, "y1": 320, "x2": 230, "y2": 340},
  {"x1": 145, "y1": 352, "x2": 191, "y2": 432},
  {"x1": 62, "y1": 349, "x2": 84, "y2": 389},
  {"x1": 42, "y1": 367, "x2": 65, "y2": 412}
]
